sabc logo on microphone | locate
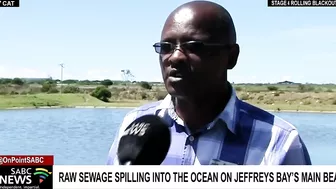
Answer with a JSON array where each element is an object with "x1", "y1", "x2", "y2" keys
[{"x1": 123, "y1": 122, "x2": 150, "y2": 136}]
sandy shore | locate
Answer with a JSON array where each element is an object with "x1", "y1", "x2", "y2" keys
[{"x1": 1, "y1": 105, "x2": 336, "y2": 113}]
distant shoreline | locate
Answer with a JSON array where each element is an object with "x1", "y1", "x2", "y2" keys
[{"x1": 1, "y1": 105, "x2": 336, "y2": 114}]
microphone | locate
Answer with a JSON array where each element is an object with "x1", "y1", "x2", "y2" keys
[{"x1": 117, "y1": 115, "x2": 171, "y2": 165}]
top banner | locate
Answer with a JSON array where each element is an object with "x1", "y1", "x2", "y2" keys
[
  {"x1": 0, "y1": 0, "x2": 19, "y2": 7},
  {"x1": 268, "y1": 0, "x2": 336, "y2": 6}
]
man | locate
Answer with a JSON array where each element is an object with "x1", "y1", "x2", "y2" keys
[{"x1": 107, "y1": 0, "x2": 311, "y2": 165}]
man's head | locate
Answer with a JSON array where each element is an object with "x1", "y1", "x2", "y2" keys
[{"x1": 153, "y1": 1, "x2": 239, "y2": 100}]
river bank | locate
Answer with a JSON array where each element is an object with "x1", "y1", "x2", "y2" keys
[
  {"x1": 0, "y1": 91, "x2": 335, "y2": 112},
  {"x1": 2, "y1": 105, "x2": 336, "y2": 114},
  {"x1": 1, "y1": 99, "x2": 336, "y2": 114}
]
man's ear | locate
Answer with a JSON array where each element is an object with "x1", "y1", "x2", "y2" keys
[{"x1": 227, "y1": 44, "x2": 240, "y2": 70}]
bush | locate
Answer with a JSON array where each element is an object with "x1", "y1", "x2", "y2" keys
[
  {"x1": 240, "y1": 94, "x2": 249, "y2": 100},
  {"x1": 326, "y1": 89, "x2": 333, "y2": 92},
  {"x1": 48, "y1": 87, "x2": 59, "y2": 93},
  {"x1": 303, "y1": 101, "x2": 311, "y2": 105},
  {"x1": 140, "y1": 82, "x2": 152, "y2": 90},
  {"x1": 156, "y1": 91, "x2": 168, "y2": 100},
  {"x1": 257, "y1": 95, "x2": 264, "y2": 100},
  {"x1": 235, "y1": 86, "x2": 242, "y2": 91},
  {"x1": 41, "y1": 83, "x2": 54, "y2": 92},
  {"x1": 91, "y1": 86, "x2": 111, "y2": 102},
  {"x1": 139, "y1": 92, "x2": 148, "y2": 100},
  {"x1": 332, "y1": 100, "x2": 336, "y2": 105},
  {"x1": 267, "y1": 86, "x2": 278, "y2": 91},
  {"x1": 264, "y1": 99, "x2": 274, "y2": 104},
  {"x1": 63, "y1": 86, "x2": 80, "y2": 93},
  {"x1": 274, "y1": 92, "x2": 281, "y2": 96},
  {"x1": 28, "y1": 86, "x2": 41, "y2": 94},
  {"x1": 298, "y1": 84, "x2": 315, "y2": 92}
]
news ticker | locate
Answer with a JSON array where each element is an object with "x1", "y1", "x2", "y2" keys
[
  {"x1": 1, "y1": 156, "x2": 336, "y2": 189},
  {"x1": 268, "y1": 0, "x2": 336, "y2": 6}
]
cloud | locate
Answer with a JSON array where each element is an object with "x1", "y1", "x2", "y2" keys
[
  {"x1": 263, "y1": 25, "x2": 336, "y2": 44},
  {"x1": 86, "y1": 69, "x2": 123, "y2": 80},
  {"x1": 0, "y1": 65, "x2": 49, "y2": 78},
  {"x1": 0, "y1": 65, "x2": 125, "y2": 81},
  {"x1": 280, "y1": 75, "x2": 292, "y2": 81},
  {"x1": 230, "y1": 74, "x2": 263, "y2": 83},
  {"x1": 280, "y1": 26, "x2": 336, "y2": 43}
]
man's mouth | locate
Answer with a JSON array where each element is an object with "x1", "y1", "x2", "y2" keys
[
  {"x1": 169, "y1": 77, "x2": 183, "y2": 82},
  {"x1": 169, "y1": 70, "x2": 184, "y2": 78},
  {"x1": 168, "y1": 70, "x2": 187, "y2": 83}
]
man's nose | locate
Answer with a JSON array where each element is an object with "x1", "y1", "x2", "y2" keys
[{"x1": 169, "y1": 48, "x2": 187, "y2": 66}]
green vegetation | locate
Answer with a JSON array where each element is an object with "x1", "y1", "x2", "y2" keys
[{"x1": 0, "y1": 78, "x2": 335, "y2": 112}]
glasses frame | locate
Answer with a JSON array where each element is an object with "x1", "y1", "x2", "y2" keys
[{"x1": 152, "y1": 41, "x2": 231, "y2": 54}]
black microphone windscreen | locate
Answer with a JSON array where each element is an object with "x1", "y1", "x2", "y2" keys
[{"x1": 117, "y1": 115, "x2": 171, "y2": 165}]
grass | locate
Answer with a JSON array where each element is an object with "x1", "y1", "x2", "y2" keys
[
  {"x1": 0, "y1": 93, "x2": 151, "y2": 109},
  {"x1": 236, "y1": 91, "x2": 336, "y2": 112},
  {"x1": 0, "y1": 82, "x2": 335, "y2": 112}
]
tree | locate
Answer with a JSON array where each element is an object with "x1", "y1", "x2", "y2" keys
[
  {"x1": 0, "y1": 78, "x2": 12, "y2": 84},
  {"x1": 91, "y1": 86, "x2": 112, "y2": 102},
  {"x1": 101, "y1": 79, "x2": 113, "y2": 87},
  {"x1": 12, "y1": 78, "x2": 24, "y2": 85},
  {"x1": 140, "y1": 81, "x2": 152, "y2": 90}
]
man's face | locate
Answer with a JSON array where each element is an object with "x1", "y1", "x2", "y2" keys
[{"x1": 157, "y1": 8, "x2": 230, "y2": 99}]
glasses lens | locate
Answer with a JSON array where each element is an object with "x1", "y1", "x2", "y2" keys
[
  {"x1": 183, "y1": 41, "x2": 205, "y2": 54},
  {"x1": 158, "y1": 43, "x2": 173, "y2": 54},
  {"x1": 154, "y1": 45, "x2": 161, "y2": 53}
]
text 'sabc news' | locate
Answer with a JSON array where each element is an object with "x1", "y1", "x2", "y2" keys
[{"x1": 0, "y1": 156, "x2": 53, "y2": 189}]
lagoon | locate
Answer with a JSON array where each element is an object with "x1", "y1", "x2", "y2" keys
[{"x1": 0, "y1": 108, "x2": 335, "y2": 165}]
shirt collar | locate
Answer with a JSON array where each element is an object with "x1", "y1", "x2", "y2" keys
[{"x1": 156, "y1": 85, "x2": 239, "y2": 134}]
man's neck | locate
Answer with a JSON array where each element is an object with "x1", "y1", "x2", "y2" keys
[{"x1": 173, "y1": 83, "x2": 232, "y2": 132}]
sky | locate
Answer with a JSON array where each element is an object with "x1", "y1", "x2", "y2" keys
[{"x1": 0, "y1": 0, "x2": 335, "y2": 84}]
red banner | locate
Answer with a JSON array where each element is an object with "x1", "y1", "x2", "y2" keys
[{"x1": 0, "y1": 155, "x2": 54, "y2": 166}]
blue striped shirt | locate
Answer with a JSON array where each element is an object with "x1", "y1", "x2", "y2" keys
[{"x1": 107, "y1": 87, "x2": 312, "y2": 165}]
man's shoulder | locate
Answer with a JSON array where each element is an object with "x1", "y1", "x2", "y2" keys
[
  {"x1": 237, "y1": 99, "x2": 297, "y2": 134},
  {"x1": 126, "y1": 100, "x2": 163, "y2": 117},
  {"x1": 121, "y1": 100, "x2": 164, "y2": 124}
]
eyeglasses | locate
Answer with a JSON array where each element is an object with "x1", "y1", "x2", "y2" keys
[{"x1": 153, "y1": 41, "x2": 230, "y2": 54}]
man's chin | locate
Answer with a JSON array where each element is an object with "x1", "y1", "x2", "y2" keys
[{"x1": 166, "y1": 86, "x2": 190, "y2": 99}]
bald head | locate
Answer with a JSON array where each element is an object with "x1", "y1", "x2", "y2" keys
[
  {"x1": 158, "y1": 1, "x2": 240, "y2": 100},
  {"x1": 162, "y1": 1, "x2": 237, "y2": 44}
]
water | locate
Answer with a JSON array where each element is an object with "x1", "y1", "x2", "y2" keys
[{"x1": 0, "y1": 108, "x2": 335, "y2": 165}]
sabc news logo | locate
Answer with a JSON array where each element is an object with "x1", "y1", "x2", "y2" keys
[
  {"x1": 0, "y1": 155, "x2": 54, "y2": 189},
  {"x1": 34, "y1": 168, "x2": 52, "y2": 184},
  {"x1": 0, "y1": 167, "x2": 52, "y2": 188}
]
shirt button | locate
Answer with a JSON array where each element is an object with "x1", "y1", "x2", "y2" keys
[{"x1": 189, "y1": 136, "x2": 194, "y2": 142}]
